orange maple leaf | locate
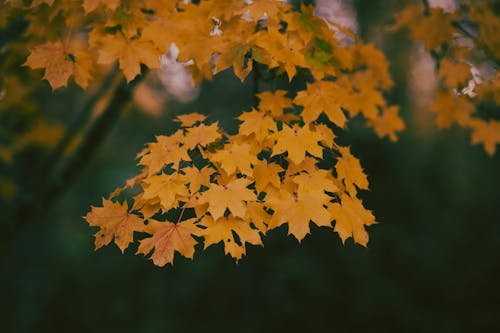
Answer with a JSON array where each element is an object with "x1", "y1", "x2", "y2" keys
[
  {"x1": 272, "y1": 124, "x2": 323, "y2": 164},
  {"x1": 470, "y1": 120, "x2": 500, "y2": 156},
  {"x1": 137, "y1": 218, "x2": 200, "y2": 266},
  {"x1": 294, "y1": 81, "x2": 347, "y2": 127},
  {"x1": 200, "y1": 215, "x2": 262, "y2": 260},
  {"x1": 138, "y1": 132, "x2": 190, "y2": 175},
  {"x1": 210, "y1": 142, "x2": 258, "y2": 176},
  {"x1": 84, "y1": 199, "x2": 145, "y2": 252},
  {"x1": 25, "y1": 40, "x2": 93, "y2": 89},
  {"x1": 370, "y1": 105, "x2": 405, "y2": 142},
  {"x1": 335, "y1": 147, "x2": 369, "y2": 196},
  {"x1": 174, "y1": 113, "x2": 207, "y2": 127},
  {"x1": 97, "y1": 34, "x2": 161, "y2": 82},
  {"x1": 267, "y1": 189, "x2": 332, "y2": 241},
  {"x1": 328, "y1": 194, "x2": 376, "y2": 247},
  {"x1": 200, "y1": 177, "x2": 256, "y2": 220},
  {"x1": 238, "y1": 109, "x2": 277, "y2": 143},
  {"x1": 252, "y1": 160, "x2": 283, "y2": 193},
  {"x1": 183, "y1": 123, "x2": 221, "y2": 150},
  {"x1": 142, "y1": 173, "x2": 189, "y2": 211}
]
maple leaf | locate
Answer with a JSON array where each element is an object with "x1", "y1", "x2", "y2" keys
[
  {"x1": 335, "y1": 147, "x2": 369, "y2": 196},
  {"x1": 430, "y1": 91, "x2": 474, "y2": 128},
  {"x1": 267, "y1": 189, "x2": 332, "y2": 241},
  {"x1": 255, "y1": 28, "x2": 307, "y2": 80},
  {"x1": 244, "y1": 202, "x2": 271, "y2": 232},
  {"x1": 210, "y1": 142, "x2": 258, "y2": 176},
  {"x1": 328, "y1": 194, "x2": 376, "y2": 247},
  {"x1": 174, "y1": 113, "x2": 207, "y2": 127},
  {"x1": 238, "y1": 109, "x2": 277, "y2": 143},
  {"x1": 369, "y1": 105, "x2": 405, "y2": 142},
  {"x1": 84, "y1": 199, "x2": 145, "y2": 252},
  {"x1": 313, "y1": 123, "x2": 335, "y2": 148},
  {"x1": 183, "y1": 123, "x2": 221, "y2": 150},
  {"x1": 25, "y1": 40, "x2": 93, "y2": 89},
  {"x1": 137, "y1": 218, "x2": 200, "y2": 266},
  {"x1": 182, "y1": 166, "x2": 215, "y2": 193},
  {"x1": 394, "y1": 5, "x2": 457, "y2": 51},
  {"x1": 142, "y1": 173, "x2": 189, "y2": 211},
  {"x1": 438, "y1": 59, "x2": 471, "y2": 88},
  {"x1": 200, "y1": 215, "x2": 262, "y2": 260},
  {"x1": 200, "y1": 177, "x2": 256, "y2": 220},
  {"x1": 294, "y1": 81, "x2": 347, "y2": 126},
  {"x1": 293, "y1": 169, "x2": 338, "y2": 197},
  {"x1": 252, "y1": 160, "x2": 283, "y2": 193},
  {"x1": 138, "y1": 132, "x2": 190, "y2": 175},
  {"x1": 215, "y1": 17, "x2": 255, "y2": 81},
  {"x1": 272, "y1": 124, "x2": 323, "y2": 164},
  {"x1": 470, "y1": 120, "x2": 500, "y2": 156},
  {"x1": 257, "y1": 90, "x2": 293, "y2": 118},
  {"x1": 97, "y1": 34, "x2": 161, "y2": 82}
]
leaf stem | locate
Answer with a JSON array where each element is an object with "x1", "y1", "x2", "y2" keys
[{"x1": 177, "y1": 206, "x2": 186, "y2": 224}]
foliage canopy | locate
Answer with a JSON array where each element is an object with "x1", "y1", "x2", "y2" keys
[{"x1": 1, "y1": 0, "x2": 498, "y2": 266}]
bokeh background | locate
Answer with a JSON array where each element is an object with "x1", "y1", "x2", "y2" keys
[{"x1": 2, "y1": 0, "x2": 500, "y2": 332}]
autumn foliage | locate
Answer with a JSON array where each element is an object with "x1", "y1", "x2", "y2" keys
[{"x1": 1, "y1": 0, "x2": 498, "y2": 266}]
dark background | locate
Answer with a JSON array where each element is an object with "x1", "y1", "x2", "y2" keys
[{"x1": 2, "y1": 1, "x2": 500, "y2": 332}]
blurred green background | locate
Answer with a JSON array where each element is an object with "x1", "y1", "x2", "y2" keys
[{"x1": 2, "y1": 1, "x2": 500, "y2": 332}]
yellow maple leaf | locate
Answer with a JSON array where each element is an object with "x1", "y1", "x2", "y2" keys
[
  {"x1": 438, "y1": 59, "x2": 471, "y2": 88},
  {"x1": 84, "y1": 199, "x2": 145, "y2": 253},
  {"x1": 215, "y1": 17, "x2": 255, "y2": 81},
  {"x1": 181, "y1": 166, "x2": 215, "y2": 193},
  {"x1": 470, "y1": 120, "x2": 500, "y2": 156},
  {"x1": 174, "y1": 113, "x2": 207, "y2": 127},
  {"x1": 200, "y1": 177, "x2": 256, "y2": 220},
  {"x1": 293, "y1": 169, "x2": 338, "y2": 197},
  {"x1": 238, "y1": 109, "x2": 277, "y2": 143},
  {"x1": 25, "y1": 40, "x2": 93, "y2": 89},
  {"x1": 313, "y1": 123, "x2": 335, "y2": 148},
  {"x1": 267, "y1": 189, "x2": 332, "y2": 241},
  {"x1": 253, "y1": 160, "x2": 283, "y2": 193},
  {"x1": 142, "y1": 173, "x2": 189, "y2": 211},
  {"x1": 97, "y1": 34, "x2": 161, "y2": 82},
  {"x1": 294, "y1": 81, "x2": 347, "y2": 126},
  {"x1": 335, "y1": 146, "x2": 369, "y2": 196},
  {"x1": 369, "y1": 105, "x2": 405, "y2": 142},
  {"x1": 137, "y1": 218, "x2": 201, "y2": 266},
  {"x1": 200, "y1": 215, "x2": 262, "y2": 260},
  {"x1": 257, "y1": 90, "x2": 293, "y2": 118},
  {"x1": 244, "y1": 202, "x2": 270, "y2": 233},
  {"x1": 138, "y1": 132, "x2": 190, "y2": 175},
  {"x1": 328, "y1": 194, "x2": 376, "y2": 247},
  {"x1": 255, "y1": 28, "x2": 307, "y2": 80},
  {"x1": 272, "y1": 124, "x2": 323, "y2": 164},
  {"x1": 430, "y1": 91, "x2": 475, "y2": 128},
  {"x1": 183, "y1": 123, "x2": 221, "y2": 150},
  {"x1": 210, "y1": 142, "x2": 258, "y2": 176}
]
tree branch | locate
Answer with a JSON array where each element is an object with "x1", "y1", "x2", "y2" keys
[
  {"x1": 1, "y1": 69, "x2": 146, "y2": 236},
  {"x1": 41, "y1": 65, "x2": 119, "y2": 174}
]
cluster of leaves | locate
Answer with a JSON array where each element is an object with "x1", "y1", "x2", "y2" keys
[
  {"x1": 34, "y1": 0, "x2": 402, "y2": 266},
  {"x1": 394, "y1": 0, "x2": 500, "y2": 155}
]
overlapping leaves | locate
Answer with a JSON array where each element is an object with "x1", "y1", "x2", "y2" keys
[{"x1": 5, "y1": 0, "x2": 406, "y2": 266}]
